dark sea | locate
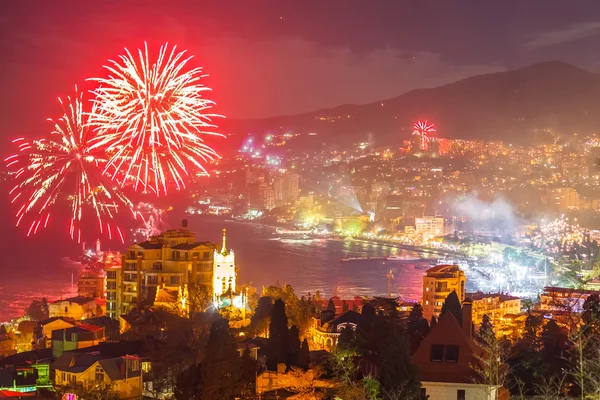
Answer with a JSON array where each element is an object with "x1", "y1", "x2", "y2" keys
[{"x1": 0, "y1": 213, "x2": 429, "y2": 322}]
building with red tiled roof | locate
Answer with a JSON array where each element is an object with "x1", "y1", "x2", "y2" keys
[{"x1": 467, "y1": 291, "x2": 522, "y2": 328}]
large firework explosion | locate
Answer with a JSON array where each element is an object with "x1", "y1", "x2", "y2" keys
[
  {"x1": 532, "y1": 216, "x2": 585, "y2": 254},
  {"x1": 89, "y1": 43, "x2": 223, "y2": 195},
  {"x1": 5, "y1": 90, "x2": 133, "y2": 243}
]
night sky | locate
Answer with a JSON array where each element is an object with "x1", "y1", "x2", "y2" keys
[{"x1": 2, "y1": 1, "x2": 600, "y2": 137}]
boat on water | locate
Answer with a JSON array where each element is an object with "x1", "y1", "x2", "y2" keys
[
  {"x1": 340, "y1": 256, "x2": 388, "y2": 262},
  {"x1": 386, "y1": 256, "x2": 420, "y2": 262},
  {"x1": 61, "y1": 256, "x2": 83, "y2": 268}
]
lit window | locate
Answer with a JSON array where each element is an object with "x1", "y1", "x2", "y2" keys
[
  {"x1": 426, "y1": 287, "x2": 429, "y2": 292},
  {"x1": 95, "y1": 366, "x2": 104, "y2": 382},
  {"x1": 425, "y1": 301, "x2": 429, "y2": 305}
]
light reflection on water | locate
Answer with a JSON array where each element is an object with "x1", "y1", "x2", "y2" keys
[
  {"x1": 196, "y1": 218, "x2": 427, "y2": 302},
  {"x1": 0, "y1": 216, "x2": 430, "y2": 321}
]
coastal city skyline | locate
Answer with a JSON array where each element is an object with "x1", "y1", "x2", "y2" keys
[{"x1": 4, "y1": 1, "x2": 600, "y2": 399}]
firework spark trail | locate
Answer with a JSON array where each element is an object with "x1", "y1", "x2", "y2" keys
[
  {"x1": 89, "y1": 42, "x2": 224, "y2": 196},
  {"x1": 6, "y1": 89, "x2": 134, "y2": 242},
  {"x1": 413, "y1": 120, "x2": 436, "y2": 150}
]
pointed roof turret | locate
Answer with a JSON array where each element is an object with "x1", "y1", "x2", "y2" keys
[{"x1": 221, "y1": 228, "x2": 229, "y2": 255}]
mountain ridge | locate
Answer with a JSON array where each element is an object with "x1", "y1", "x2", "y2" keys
[{"x1": 220, "y1": 61, "x2": 600, "y2": 145}]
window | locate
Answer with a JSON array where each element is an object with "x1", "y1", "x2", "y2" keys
[
  {"x1": 107, "y1": 271, "x2": 117, "y2": 279},
  {"x1": 457, "y1": 389, "x2": 465, "y2": 400},
  {"x1": 107, "y1": 281, "x2": 116, "y2": 290},
  {"x1": 445, "y1": 345, "x2": 459, "y2": 363},
  {"x1": 106, "y1": 292, "x2": 116, "y2": 300},
  {"x1": 147, "y1": 276, "x2": 158, "y2": 285},
  {"x1": 95, "y1": 366, "x2": 104, "y2": 382},
  {"x1": 153, "y1": 262, "x2": 162, "y2": 271},
  {"x1": 64, "y1": 306, "x2": 68, "y2": 313},
  {"x1": 430, "y1": 344, "x2": 444, "y2": 362},
  {"x1": 170, "y1": 276, "x2": 181, "y2": 285},
  {"x1": 203, "y1": 251, "x2": 210, "y2": 260}
]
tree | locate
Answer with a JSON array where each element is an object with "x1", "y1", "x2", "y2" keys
[
  {"x1": 377, "y1": 324, "x2": 421, "y2": 398},
  {"x1": 267, "y1": 299, "x2": 289, "y2": 370},
  {"x1": 582, "y1": 293, "x2": 600, "y2": 337},
  {"x1": 26, "y1": 298, "x2": 49, "y2": 321},
  {"x1": 327, "y1": 298, "x2": 336, "y2": 313},
  {"x1": 251, "y1": 296, "x2": 273, "y2": 336},
  {"x1": 440, "y1": 291, "x2": 462, "y2": 325},
  {"x1": 523, "y1": 312, "x2": 543, "y2": 351},
  {"x1": 407, "y1": 304, "x2": 429, "y2": 352},
  {"x1": 175, "y1": 362, "x2": 202, "y2": 399},
  {"x1": 297, "y1": 339, "x2": 310, "y2": 370},
  {"x1": 363, "y1": 375, "x2": 382, "y2": 400},
  {"x1": 479, "y1": 314, "x2": 493, "y2": 340},
  {"x1": 240, "y1": 348, "x2": 258, "y2": 397},
  {"x1": 186, "y1": 282, "x2": 212, "y2": 320},
  {"x1": 200, "y1": 317, "x2": 243, "y2": 400},
  {"x1": 262, "y1": 285, "x2": 316, "y2": 337},
  {"x1": 430, "y1": 316, "x2": 437, "y2": 329},
  {"x1": 329, "y1": 349, "x2": 366, "y2": 400},
  {"x1": 541, "y1": 319, "x2": 570, "y2": 380},
  {"x1": 342, "y1": 300, "x2": 349, "y2": 313},
  {"x1": 288, "y1": 325, "x2": 301, "y2": 366},
  {"x1": 338, "y1": 326, "x2": 357, "y2": 353},
  {"x1": 471, "y1": 318, "x2": 508, "y2": 400}
]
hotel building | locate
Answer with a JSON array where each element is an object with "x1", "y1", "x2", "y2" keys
[
  {"x1": 422, "y1": 265, "x2": 466, "y2": 321},
  {"x1": 106, "y1": 227, "x2": 217, "y2": 318}
]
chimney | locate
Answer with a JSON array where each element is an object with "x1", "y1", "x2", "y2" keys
[{"x1": 462, "y1": 298, "x2": 473, "y2": 339}]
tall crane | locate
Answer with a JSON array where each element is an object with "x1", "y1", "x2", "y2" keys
[{"x1": 386, "y1": 269, "x2": 394, "y2": 298}]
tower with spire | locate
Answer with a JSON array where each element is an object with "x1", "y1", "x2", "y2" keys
[{"x1": 213, "y1": 228, "x2": 236, "y2": 300}]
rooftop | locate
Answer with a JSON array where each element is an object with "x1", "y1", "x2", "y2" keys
[
  {"x1": 171, "y1": 241, "x2": 214, "y2": 250},
  {"x1": 51, "y1": 296, "x2": 95, "y2": 305},
  {"x1": 426, "y1": 264, "x2": 463, "y2": 274},
  {"x1": 135, "y1": 241, "x2": 163, "y2": 250},
  {"x1": 467, "y1": 291, "x2": 520, "y2": 302}
]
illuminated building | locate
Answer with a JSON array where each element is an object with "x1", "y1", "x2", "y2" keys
[
  {"x1": 105, "y1": 266, "x2": 122, "y2": 320},
  {"x1": 415, "y1": 217, "x2": 445, "y2": 237},
  {"x1": 49, "y1": 297, "x2": 97, "y2": 320},
  {"x1": 53, "y1": 354, "x2": 141, "y2": 399},
  {"x1": 51, "y1": 325, "x2": 105, "y2": 358},
  {"x1": 467, "y1": 291, "x2": 521, "y2": 328},
  {"x1": 540, "y1": 286, "x2": 597, "y2": 313},
  {"x1": 551, "y1": 187, "x2": 579, "y2": 211},
  {"x1": 106, "y1": 228, "x2": 215, "y2": 318},
  {"x1": 271, "y1": 172, "x2": 301, "y2": 204},
  {"x1": 422, "y1": 265, "x2": 466, "y2": 321},
  {"x1": 311, "y1": 309, "x2": 363, "y2": 351},
  {"x1": 154, "y1": 284, "x2": 189, "y2": 316},
  {"x1": 77, "y1": 270, "x2": 105, "y2": 299},
  {"x1": 286, "y1": 173, "x2": 300, "y2": 202},
  {"x1": 295, "y1": 193, "x2": 314, "y2": 210},
  {"x1": 213, "y1": 229, "x2": 236, "y2": 299},
  {"x1": 248, "y1": 182, "x2": 274, "y2": 210}
]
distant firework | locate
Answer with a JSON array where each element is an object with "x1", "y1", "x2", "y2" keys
[
  {"x1": 413, "y1": 120, "x2": 436, "y2": 150},
  {"x1": 6, "y1": 90, "x2": 133, "y2": 243},
  {"x1": 89, "y1": 43, "x2": 224, "y2": 195},
  {"x1": 533, "y1": 216, "x2": 585, "y2": 254}
]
